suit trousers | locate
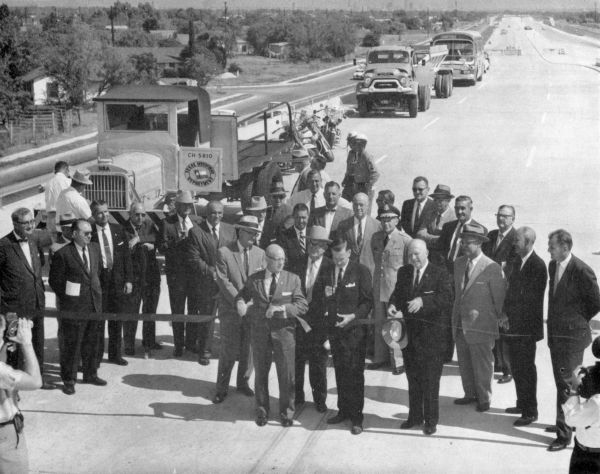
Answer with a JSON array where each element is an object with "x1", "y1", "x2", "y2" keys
[
  {"x1": 570, "y1": 440, "x2": 600, "y2": 474},
  {"x1": 60, "y1": 302, "x2": 99, "y2": 384},
  {"x1": 493, "y1": 333, "x2": 512, "y2": 375},
  {"x1": 167, "y1": 279, "x2": 199, "y2": 352},
  {"x1": 215, "y1": 311, "x2": 253, "y2": 396},
  {"x1": 330, "y1": 325, "x2": 367, "y2": 425},
  {"x1": 251, "y1": 318, "x2": 296, "y2": 420},
  {"x1": 97, "y1": 270, "x2": 124, "y2": 363},
  {"x1": 404, "y1": 348, "x2": 444, "y2": 425},
  {"x1": 506, "y1": 336, "x2": 538, "y2": 417},
  {"x1": 123, "y1": 285, "x2": 160, "y2": 351},
  {"x1": 295, "y1": 326, "x2": 328, "y2": 405},
  {"x1": 550, "y1": 348, "x2": 584, "y2": 443},
  {"x1": 196, "y1": 296, "x2": 216, "y2": 359},
  {"x1": 373, "y1": 302, "x2": 403, "y2": 367},
  {"x1": 455, "y1": 330, "x2": 494, "y2": 404}
]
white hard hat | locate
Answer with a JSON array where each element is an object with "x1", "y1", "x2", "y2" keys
[{"x1": 354, "y1": 133, "x2": 368, "y2": 142}]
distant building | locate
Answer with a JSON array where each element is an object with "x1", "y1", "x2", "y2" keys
[
  {"x1": 233, "y1": 38, "x2": 252, "y2": 55},
  {"x1": 116, "y1": 47, "x2": 185, "y2": 72},
  {"x1": 20, "y1": 67, "x2": 60, "y2": 105},
  {"x1": 267, "y1": 42, "x2": 290, "y2": 59}
]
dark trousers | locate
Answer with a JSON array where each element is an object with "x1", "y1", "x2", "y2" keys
[
  {"x1": 330, "y1": 325, "x2": 367, "y2": 425},
  {"x1": 493, "y1": 333, "x2": 512, "y2": 375},
  {"x1": 196, "y1": 296, "x2": 216, "y2": 358},
  {"x1": 507, "y1": 336, "x2": 538, "y2": 417},
  {"x1": 570, "y1": 440, "x2": 600, "y2": 474},
  {"x1": 123, "y1": 285, "x2": 160, "y2": 351},
  {"x1": 404, "y1": 348, "x2": 444, "y2": 425},
  {"x1": 295, "y1": 327, "x2": 328, "y2": 405},
  {"x1": 550, "y1": 348, "x2": 584, "y2": 443},
  {"x1": 60, "y1": 304, "x2": 99, "y2": 384},
  {"x1": 97, "y1": 271, "x2": 124, "y2": 362},
  {"x1": 168, "y1": 279, "x2": 199, "y2": 352},
  {"x1": 215, "y1": 311, "x2": 252, "y2": 395},
  {"x1": 251, "y1": 318, "x2": 296, "y2": 420}
]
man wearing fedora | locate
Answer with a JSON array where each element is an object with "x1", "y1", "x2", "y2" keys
[
  {"x1": 55, "y1": 169, "x2": 93, "y2": 223},
  {"x1": 341, "y1": 133, "x2": 379, "y2": 204},
  {"x1": 416, "y1": 184, "x2": 455, "y2": 266},
  {"x1": 399, "y1": 177, "x2": 436, "y2": 238},
  {"x1": 213, "y1": 215, "x2": 265, "y2": 404},
  {"x1": 295, "y1": 226, "x2": 334, "y2": 412},
  {"x1": 308, "y1": 181, "x2": 353, "y2": 238},
  {"x1": 245, "y1": 196, "x2": 268, "y2": 244},
  {"x1": 452, "y1": 223, "x2": 507, "y2": 413},
  {"x1": 278, "y1": 203, "x2": 310, "y2": 279},
  {"x1": 294, "y1": 154, "x2": 332, "y2": 195},
  {"x1": 260, "y1": 181, "x2": 292, "y2": 249},
  {"x1": 388, "y1": 239, "x2": 452, "y2": 435},
  {"x1": 188, "y1": 200, "x2": 236, "y2": 365},
  {"x1": 159, "y1": 191, "x2": 203, "y2": 357},
  {"x1": 369, "y1": 206, "x2": 411, "y2": 374}
]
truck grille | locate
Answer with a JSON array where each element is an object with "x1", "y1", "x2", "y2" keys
[
  {"x1": 373, "y1": 81, "x2": 399, "y2": 89},
  {"x1": 84, "y1": 173, "x2": 129, "y2": 210}
]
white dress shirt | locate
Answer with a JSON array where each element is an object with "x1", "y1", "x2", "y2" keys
[
  {"x1": 411, "y1": 198, "x2": 428, "y2": 229},
  {"x1": 264, "y1": 270, "x2": 280, "y2": 295},
  {"x1": 353, "y1": 216, "x2": 368, "y2": 242},
  {"x1": 555, "y1": 252, "x2": 572, "y2": 289},
  {"x1": 13, "y1": 231, "x2": 32, "y2": 269},
  {"x1": 74, "y1": 242, "x2": 88, "y2": 267},
  {"x1": 449, "y1": 218, "x2": 472, "y2": 260},
  {"x1": 564, "y1": 394, "x2": 600, "y2": 448},
  {"x1": 178, "y1": 215, "x2": 193, "y2": 234},
  {"x1": 305, "y1": 256, "x2": 323, "y2": 302},
  {"x1": 519, "y1": 249, "x2": 534, "y2": 270},
  {"x1": 414, "y1": 261, "x2": 428, "y2": 286},
  {"x1": 463, "y1": 251, "x2": 484, "y2": 288},
  {"x1": 45, "y1": 172, "x2": 71, "y2": 213},
  {"x1": 56, "y1": 187, "x2": 92, "y2": 220},
  {"x1": 288, "y1": 188, "x2": 326, "y2": 211},
  {"x1": 96, "y1": 224, "x2": 114, "y2": 269}
]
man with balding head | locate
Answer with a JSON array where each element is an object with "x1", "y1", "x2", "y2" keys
[{"x1": 236, "y1": 244, "x2": 308, "y2": 428}]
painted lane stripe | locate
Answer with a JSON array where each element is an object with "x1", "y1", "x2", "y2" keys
[
  {"x1": 423, "y1": 117, "x2": 440, "y2": 130},
  {"x1": 526, "y1": 146, "x2": 536, "y2": 168},
  {"x1": 375, "y1": 154, "x2": 388, "y2": 164},
  {"x1": 458, "y1": 97, "x2": 467, "y2": 104}
]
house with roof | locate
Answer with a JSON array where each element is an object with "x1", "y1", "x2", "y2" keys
[
  {"x1": 116, "y1": 46, "x2": 185, "y2": 72},
  {"x1": 20, "y1": 67, "x2": 60, "y2": 105}
]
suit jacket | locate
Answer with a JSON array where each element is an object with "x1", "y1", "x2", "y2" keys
[
  {"x1": 277, "y1": 226, "x2": 308, "y2": 279},
  {"x1": 504, "y1": 251, "x2": 547, "y2": 341},
  {"x1": 237, "y1": 269, "x2": 308, "y2": 323},
  {"x1": 312, "y1": 261, "x2": 373, "y2": 332},
  {"x1": 260, "y1": 204, "x2": 293, "y2": 249},
  {"x1": 0, "y1": 232, "x2": 45, "y2": 314},
  {"x1": 370, "y1": 229, "x2": 411, "y2": 303},
  {"x1": 159, "y1": 214, "x2": 203, "y2": 285},
  {"x1": 215, "y1": 242, "x2": 265, "y2": 316},
  {"x1": 49, "y1": 242, "x2": 102, "y2": 313},
  {"x1": 400, "y1": 197, "x2": 436, "y2": 237},
  {"x1": 482, "y1": 227, "x2": 519, "y2": 274},
  {"x1": 548, "y1": 254, "x2": 600, "y2": 353},
  {"x1": 91, "y1": 223, "x2": 133, "y2": 295},
  {"x1": 389, "y1": 262, "x2": 452, "y2": 355},
  {"x1": 436, "y1": 218, "x2": 487, "y2": 274},
  {"x1": 336, "y1": 216, "x2": 380, "y2": 273},
  {"x1": 122, "y1": 218, "x2": 161, "y2": 290},
  {"x1": 416, "y1": 206, "x2": 455, "y2": 253},
  {"x1": 308, "y1": 205, "x2": 353, "y2": 238},
  {"x1": 452, "y1": 253, "x2": 506, "y2": 344},
  {"x1": 303, "y1": 256, "x2": 334, "y2": 343}
]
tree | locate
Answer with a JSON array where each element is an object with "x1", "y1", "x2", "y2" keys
[
  {"x1": 142, "y1": 16, "x2": 158, "y2": 32},
  {"x1": 95, "y1": 47, "x2": 135, "y2": 95},
  {"x1": 179, "y1": 50, "x2": 221, "y2": 86},
  {"x1": 362, "y1": 32, "x2": 381, "y2": 47},
  {"x1": 130, "y1": 52, "x2": 159, "y2": 84}
]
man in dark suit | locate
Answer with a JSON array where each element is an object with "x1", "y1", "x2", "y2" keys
[
  {"x1": 308, "y1": 181, "x2": 353, "y2": 238},
  {"x1": 388, "y1": 239, "x2": 452, "y2": 435},
  {"x1": 503, "y1": 226, "x2": 547, "y2": 427},
  {"x1": 313, "y1": 236, "x2": 373, "y2": 435},
  {"x1": 400, "y1": 176, "x2": 436, "y2": 237},
  {"x1": 122, "y1": 202, "x2": 162, "y2": 358},
  {"x1": 187, "y1": 200, "x2": 236, "y2": 365},
  {"x1": 49, "y1": 219, "x2": 106, "y2": 395},
  {"x1": 277, "y1": 203, "x2": 309, "y2": 279},
  {"x1": 236, "y1": 244, "x2": 308, "y2": 427},
  {"x1": 260, "y1": 181, "x2": 292, "y2": 249},
  {"x1": 0, "y1": 208, "x2": 52, "y2": 388},
  {"x1": 90, "y1": 200, "x2": 133, "y2": 366},
  {"x1": 159, "y1": 191, "x2": 203, "y2": 357},
  {"x1": 213, "y1": 215, "x2": 264, "y2": 404},
  {"x1": 546, "y1": 229, "x2": 600, "y2": 452}
]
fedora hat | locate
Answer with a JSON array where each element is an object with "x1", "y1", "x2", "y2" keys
[
  {"x1": 59, "y1": 212, "x2": 76, "y2": 226},
  {"x1": 460, "y1": 222, "x2": 489, "y2": 242},
  {"x1": 429, "y1": 184, "x2": 454, "y2": 199},
  {"x1": 176, "y1": 190, "x2": 194, "y2": 205},
  {"x1": 71, "y1": 169, "x2": 93, "y2": 186},
  {"x1": 246, "y1": 196, "x2": 267, "y2": 211},
  {"x1": 306, "y1": 226, "x2": 331, "y2": 243},
  {"x1": 235, "y1": 215, "x2": 261, "y2": 233},
  {"x1": 269, "y1": 182, "x2": 287, "y2": 196},
  {"x1": 382, "y1": 319, "x2": 408, "y2": 351},
  {"x1": 354, "y1": 132, "x2": 368, "y2": 142}
]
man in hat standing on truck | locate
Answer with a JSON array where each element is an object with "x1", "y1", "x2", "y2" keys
[
  {"x1": 55, "y1": 169, "x2": 94, "y2": 223},
  {"x1": 341, "y1": 133, "x2": 379, "y2": 205}
]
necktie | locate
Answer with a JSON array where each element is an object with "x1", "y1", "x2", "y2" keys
[
  {"x1": 435, "y1": 213, "x2": 442, "y2": 228},
  {"x1": 554, "y1": 263, "x2": 563, "y2": 294},
  {"x1": 212, "y1": 226, "x2": 218, "y2": 244},
  {"x1": 449, "y1": 223, "x2": 462, "y2": 261},
  {"x1": 269, "y1": 273, "x2": 277, "y2": 300},
  {"x1": 19, "y1": 239, "x2": 32, "y2": 269},
  {"x1": 101, "y1": 227, "x2": 113, "y2": 270},
  {"x1": 299, "y1": 231, "x2": 306, "y2": 252},
  {"x1": 336, "y1": 267, "x2": 344, "y2": 291},
  {"x1": 306, "y1": 259, "x2": 318, "y2": 302},
  {"x1": 243, "y1": 247, "x2": 250, "y2": 278},
  {"x1": 310, "y1": 193, "x2": 316, "y2": 214},
  {"x1": 413, "y1": 268, "x2": 420, "y2": 292},
  {"x1": 383, "y1": 234, "x2": 389, "y2": 249},
  {"x1": 357, "y1": 219, "x2": 363, "y2": 248},
  {"x1": 82, "y1": 246, "x2": 90, "y2": 273},
  {"x1": 495, "y1": 233, "x2": 503, "y2": 252},
  {"x1": 463, "y1": 260, "x2": 472, "y2": 290},
  {"x1": 414, "y1": 202, "x2": 421, "y2": 228}
]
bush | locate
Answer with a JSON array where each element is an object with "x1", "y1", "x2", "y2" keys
[
  {"x1": 227, "y1": 62, "x2": 242, "y2": 74},
  {"x1": 361, "y1": 32, "x2": 380, "y2": 47}
]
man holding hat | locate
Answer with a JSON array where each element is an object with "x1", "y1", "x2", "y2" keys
[
  {"x1": 341, "y1": 133, "x2": 379, "y2": 204},
  {"x1": 159, "y1": 190, "x2": 203, "y2": 357},
  {"x1": 388, "y1": 239, "x2": 452, "y2": 435},
  {"x1": 55, "y1": 169, "x2": 93, "y2": 223},
  {"x1": 369, "y1": 206, "x2": 411, "y2": 373},
  {"x1": 416, "y1": 184, "x2": 455, "y2": 266},
  {"x1": 213, "y1": 215, "x2": 265, "y2": 404},
  {"x1": 452, "y1": 223, "x2": 507, "y2": 413},
  {"x1": 245, "y1": 196, "x2": 268, "y2": 243},
  {"x1": 261, "y1": 182, "x2": 292, "y2": 249}
]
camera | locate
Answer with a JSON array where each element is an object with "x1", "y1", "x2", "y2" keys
[
  {"x1": 564, "y1": 336, "x2": 600, "y2": 399},
  {"x1": 3, "y1": 312, "x2": 19, "y2": 342}
]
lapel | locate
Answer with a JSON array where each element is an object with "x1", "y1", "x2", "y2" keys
[
  {"x1": 232, "y1": 243, "x2": 244, "y2": 276},
  {"x1": 415, "y1": 263, "x2": 431, "y2": 294},
  {"x1": 70, "y1": 243, "x2": 89, "y2": 275},
  {"x1": 10, "y1": 236, "x2": 34, "y2": 274},
  {"x1": 463, "y1": 256, "x2": 487, "y2": 294},
  {"x1": 554, "y1": 257, "x2": 574, "y2": 296},
  {"x1": 256, "y1": 270, "x2": 268, "y2": 301}
]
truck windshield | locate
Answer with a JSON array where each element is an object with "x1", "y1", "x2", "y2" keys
[
  {"x1": 368, "y1": 50, "x2": 409, "y2": 64},
  {"x1": 106, "y1": 103, "x2": 169, "y2": 131},
  {"x1": 434, "y1": 40, "x2": 474, "y2": 61}
]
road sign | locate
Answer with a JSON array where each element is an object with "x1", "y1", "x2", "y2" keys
[{"x1": 178, "y1": 147, "x2": 223, "y2": 193}]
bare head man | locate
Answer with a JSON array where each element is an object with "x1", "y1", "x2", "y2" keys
[
  {"x1": 265, "y1": 244, "x2": 286, "y2": 274},
  {"x1": 548, "y1": 229, "x2": 572, "y2": 263},
  {"x1": 129, "y1": 202, "x2": 146, "y2": 228},
  {"x1": 206, "y1": 200, "x2": 224, "y2": 227},
  {"x1": 352, "y1": 193, "x2": 369, "y2": 220},
  {"x1": 515, "y1": 226, "x2": 536, "y2": 257},
  {"x1": 11, "y1": 208, "x2": 35, "y2": 240},
  {"x1": 407, "y1": 238, "x2": 429, "y2": 269},
  {"x1": 454, "y1": 195, "x2": 473, "y2": 224}
]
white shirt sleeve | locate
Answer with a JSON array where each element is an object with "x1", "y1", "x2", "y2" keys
[
  {"x1": 0, "y1": 362, "x2": 20, "y2": 391},
  {"x1": 563, "y1": 395, "x2": 600, "y2": 427}
]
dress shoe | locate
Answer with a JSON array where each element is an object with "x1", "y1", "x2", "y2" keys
[
  {"x1": 476, "y1": 403, "x2": 490, "y2": 412},
  {"x1": 237, "y1": 385, "x2": 254, "y2": 397},
  {"x1": 454, "y1": 397, "x2": 477, "y2": 405},
  {"x1": 400, "y1": 419, "x2": 423, "y2": 429},
  {"x1": 514, "y1": 415, "x2": 538, "y2": 427},
  {"x1": 315, "y1": 401, "x2": 328, "y2": 413},
  {"x1": 198, "y1": 357, "x2": 210, "y2": 366},
  {"x1": 108, "y1": 357, "x2": 128, "y2": 366},
  {"x1": 82, "y1": 376, "x2": 107, "y2": 386},
  {"x1": 498, "y1": 374, "x2": 513, "y2": 384},
  {"x1": 152, "y1": 342, "x2": 163, "y2": 350},
  {"x1": 41, "y1": 382, "x2": 55, "y2": 390},
  {"x1": 545, "y1": 425, "x2": 558, "y2": 433},
  {"x1": 327, "y1": 413, "x2": 348, "y2": 424},
  {"x1": 392, "y1": 366, "x2": 405, "y2": 375},
  {"x1": 505, "y1": 406, "x2": 522, "y2": 414},
  {"x1": 281, "y1": 417, "x2": 293, "y2": 427},
  {"x1": 547, "y1": 439, "x2": 569, "y2": 452},
  {"x1": 255, "y1": 415, "x2": 268, "y2": 427},
  {"x1": 173, "y1": 348, "x2": 183, "y2": 358},
  {"x1": 212, "y1": 393, "x2": 227, "y2": 404},
  {"x1": 351, "y1": 424, "x2": 363, "y2": 435},
  {"x1": 123, "y1": 348, "x2": 135, "y2": 356},
  {"x1": 62, "y1": 384, "x2": 75, "y2": 395},
  {"x1": 366, "y1": 361, "x2": 389, "y2": 370},
  {"x1": 423, "y1": 424, "x2": 437, "y2": 436}
]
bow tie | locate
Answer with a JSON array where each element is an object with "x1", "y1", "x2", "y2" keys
[
  {"x1": 18, "y1": 237, "x2": 28, "y2": 243},
  {"x1": 326, "y1": 207, "x2": 336, "y2": 213}
]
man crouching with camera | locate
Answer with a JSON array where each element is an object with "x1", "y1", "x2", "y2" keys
[
  {"x1": 0, "y1": 313, "x2": 42, "y2": 471},
  {"x1": 563, "y1": 336, "x2": 600, "y2": 473}
]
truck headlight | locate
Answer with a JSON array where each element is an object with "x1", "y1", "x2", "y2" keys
[
  {"x1": 364, "y1": 77, "x2": 372, "y2": 86},
  {"x1": 399, "y1": 76, "x2": 408, "y2": 87}
]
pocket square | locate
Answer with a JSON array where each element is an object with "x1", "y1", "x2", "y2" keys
[
  {"x1": 345, "y1": 283, "x2": 356, "y2": 288},
  {"x1": 282, "y1": 291, "x2": 292, "y2": 296},
  {"x1": 423, "y1": 291, "x2": 434, "y2": 294}
]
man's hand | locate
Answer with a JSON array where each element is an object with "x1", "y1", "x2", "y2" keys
[
  {"x1": 407, "y1": 297, "x2": 423, "y2": 314},
  {"x1": 124, "y1": 282, "x2": 133, "y2": 295},
  {"x1": 143, "y1": 242, "x2": 154, "y2": 251},
  {"x1": 498, "y1": 313, "x2": 509, "y2": 331},
  {"x1": 387, "y1": 304, "x2": 402, "y2": 319},
  {"x1": 266, "y1": 305, "x2": 285, "y2": 319},
  {"x1": 9, "y1": 318, "x2": 33, "y2": 346},
  {"x1": 128, "y1": 236, "x2": 140, "y2": 249},
  {"x1": 236, "y1": 300, "x2": 247, "y2": 317},
  {"x1": 335, "y1": 313, "x2": 356, "y2": 328}
]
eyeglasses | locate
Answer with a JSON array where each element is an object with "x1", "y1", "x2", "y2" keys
[
  {"x1": 15, "y1": 219, "x2": 35, "y2": 226},
  {"x1": 80, "y1": 231, "x2": 92, "y2": 236},
  {"x1": 495, "y1": 214, "x2": 514, "y2": 219},
  {"x1": 412, "y1": 187, "x2": 427, "y2": 192}
]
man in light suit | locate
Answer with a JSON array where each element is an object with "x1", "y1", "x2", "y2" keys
[
  {"x1": 400, "y1": 176, "x2": 436, "y2": 238},
  {"x1": 545, "y1": 229, "x2": 600, "y2": 452},
  {"x1": 308, "y1": 181, "x2": 353, "y2": 238},
  {"x1": 236, "y1": 244, "x2": 308, "y2": 427},
  {"x1": 213, "y1": 215, "x2": 265, "y2": 404},
  {"x1": 452, "y1": 223, "x2": 507, "y2": 413},
  {"x1": 416, "y1": 184, "x2": 455, "y2": 265},
  {"x1": 368, "y1": 206, "x2": 411, "y2": 373}
]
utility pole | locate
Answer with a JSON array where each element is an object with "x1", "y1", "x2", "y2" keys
[{"x1": 109, "y1": 5, "x2": 115, "y2": 47}]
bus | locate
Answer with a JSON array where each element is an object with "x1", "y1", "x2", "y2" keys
[{"x1": 430, "y1": 30, "x2": 486, "y2": 85}]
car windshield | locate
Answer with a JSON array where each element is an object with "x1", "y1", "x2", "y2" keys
[
  {"x1": 368, "y1": 50, "x2": 409, "y2": 64},
  {"x1": 435, "y1": 40, "x2": 474, "y2": 61}
]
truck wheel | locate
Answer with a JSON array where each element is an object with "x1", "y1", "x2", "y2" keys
[
  {"x1": 434, "y1": 75, "x2": 443, "y2": 98},
  {"x1": 255, "y1": 162, "x2": 283, "y2": 204},
  {"x1": 239, "y1": 172, "x2": 255, "y2": 211},
  {"x1": 418, "y1": 84, "x2": 428, "y2": 112},
  {"x1": 408, "y1": 95, "x2": 418, "y2": 118},
  {"x1": 448, "y1": 76, "x2": 453, "y2": 96},
  {"x1": 442, "y1": 74, "x2": 452, "y2": 98}
]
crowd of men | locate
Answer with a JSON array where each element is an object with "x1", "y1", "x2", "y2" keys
[{"x1": 1, "y1": 132, "x2": 600, "y2": 449}]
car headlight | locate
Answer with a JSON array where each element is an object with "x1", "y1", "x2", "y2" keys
[
  {"x1": 399, "y1": 76, "x2": 408, "y2": 87},
  {"x1": 364, "y1": 77, "x2": 372, "y2": 86}
]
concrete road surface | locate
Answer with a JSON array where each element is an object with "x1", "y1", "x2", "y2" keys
[{"x1": 14, "y1": 16, "x2": 600, "y2": 474}]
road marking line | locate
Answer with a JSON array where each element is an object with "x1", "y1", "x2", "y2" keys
[
  {"x1": 458, "y1": 97, "x2": 467, "y2": 104},
  {"x1": 526, "y1": 146, "x2": 536, "y2": 168},
  {"x1": 541, "y1": 112, "x2": 547, "y2": 124},
  {"x1": 375, "y1": 154, "x2": 387, "y2": 164},
  {"x1": 423, "y1": 117, "x2": 440, "y2": 130}
]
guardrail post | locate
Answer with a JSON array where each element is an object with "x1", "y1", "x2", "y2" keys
[
  {"x1": 9, "y1": 121, "x2": 13, "y2": 145},
  {"x1": 52, "y1": 111, "x2": 56, "y2": 135},
  {"x1": 32, "y1": 116, "x2": 36, "y2": 142}
]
